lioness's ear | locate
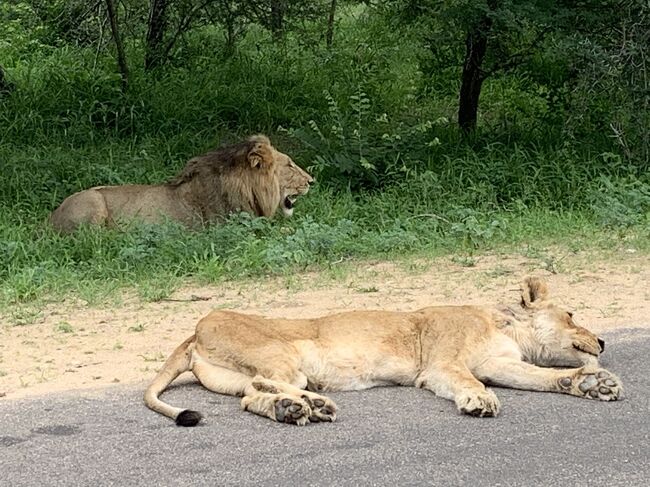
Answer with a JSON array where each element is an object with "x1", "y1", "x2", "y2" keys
[
  {"x1": 247, "y1": 138, "x2": 274, "y2": 169},
  {"x1": 520, "y1": 276, "x2": 549, "y2": 309}
]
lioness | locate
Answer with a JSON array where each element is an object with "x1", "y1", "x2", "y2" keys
[
  {"x1": 49, "y1": 135, "x2": 312, "y2": 233},
  {"x1": 145, "y1": 277, "x2": 622, "y2": 426}
]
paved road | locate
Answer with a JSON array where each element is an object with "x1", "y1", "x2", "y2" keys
[{"x1": 1, "y1": 328, "x2": 649, "y2": 486}]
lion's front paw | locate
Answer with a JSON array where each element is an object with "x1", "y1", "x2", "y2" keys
[
  {"x1": 456, "y1": 389, "x2": 500, "y2": 417},
  {"x1": 274, "y1": 396, "x2": 312, "y2": 425},
  {"x1": 301, "y1": 394, "x2": 337, "y2": 423},
  {"x1": 560, "y1": 369, "x2": 622, "y2": 401}
]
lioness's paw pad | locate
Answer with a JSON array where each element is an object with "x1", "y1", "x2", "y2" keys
[
  {"x1": 301, "y1": 394, "x2": 337, "y2": 423},
  {"x1": 457, "y1": 389, "x2": 500, "y2": 417},
  {"x1": 274, "y1": 396, "x2": 311, "y2": 426},
  {"x1": 572, "y1": 369, "x2": 622, "y2": 401}
]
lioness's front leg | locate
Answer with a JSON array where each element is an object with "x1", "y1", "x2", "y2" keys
[
  {"x1": 561, "y1": 368, "x2": 622, "y2": 401},
  {"x1": 474, "y1": 358, "x2": 623, "y2": 401},
  {"x1": 417, "y1": 365, "x2": 501, "y2": 417}
]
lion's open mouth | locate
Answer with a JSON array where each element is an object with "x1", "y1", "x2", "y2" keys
[{"x1": 283, "y1": 196, "x2": 295, "y2": 210}]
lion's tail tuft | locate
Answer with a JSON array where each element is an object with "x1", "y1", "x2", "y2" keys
[{"x1": 175, "y1": 409, "x2": 203, "y2": 427}]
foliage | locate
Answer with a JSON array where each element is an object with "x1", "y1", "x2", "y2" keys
[
  {"x1": 285, "y1": 90, "x2": 446, "y2": 188},
  {"x1": 390, "y1": 0, "x2": 649, "y2": 152},
  {"x1": 589, "y1": 177, "x2": 650, "y2": 229}
]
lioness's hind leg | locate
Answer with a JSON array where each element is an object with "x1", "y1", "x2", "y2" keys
[
  {"x1": 192, "y1": 361, "x2": 315, "y2": 425},
  {"x1": 251, "y1": 376, "x2": 337, "y2": 423},
  {"x1": 301, "y1": 394, "x2": 337, "y2": 423},
  {"x1": 242, "y1": 391, "x2": 312, "y2": 425},
  {"x1": 192, "y1": 357, "x2": 254, "y2": 396}
]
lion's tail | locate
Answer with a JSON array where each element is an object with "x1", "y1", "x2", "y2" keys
[{"x1": 144, "y1": 334, "x2": 202, "y2": 427}]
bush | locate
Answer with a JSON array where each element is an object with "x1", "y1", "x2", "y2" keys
[{"x1": 589, "y1": 177, "x2": 650, "y2": 228}]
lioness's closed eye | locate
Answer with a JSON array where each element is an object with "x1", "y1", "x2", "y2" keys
[
  {"x1": 49, "y1": 134, "x2": 313, "y2": 233},
  {"x1": 145, "y1": 276, "x2": 622, "y2": 427}
]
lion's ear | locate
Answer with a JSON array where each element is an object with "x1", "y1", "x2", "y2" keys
[
  {"x1": 247, "y1": 141, "x2": 274, "y2": 169},
  {"x1": 520, "y1": 276, "x2": 549, "y2": 309}
]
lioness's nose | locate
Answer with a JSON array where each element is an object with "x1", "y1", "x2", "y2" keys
[{"x1": 597, "y1": 338, "x2": 605, "y2": 353}]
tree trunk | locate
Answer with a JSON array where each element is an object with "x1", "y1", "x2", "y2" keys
[
  {"x1": 145, "y1": 0, "x2": 169, "y2": 70},
  {"x1": 458, "y1": 14, "x2": 492, "y2": 133},
  {"x1": 224, "y1": 15, "x2": 237, "y2": 57},
  {"x1": 0, "y1": 65, "x2": 14, "y2": 94},
  {"x1": 270, "y1": 0, "x2": 284, "y2": 41},
  {"x1": 326, "y1": 0, "x2": 337, "y2": 48},
  {"x1": 105, "y1": 0, "x2": 129, "y2": 92}
]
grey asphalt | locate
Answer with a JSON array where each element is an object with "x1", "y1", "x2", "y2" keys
[{"x1": 1, "y1": 328, "x2": 649, "y2": 487}]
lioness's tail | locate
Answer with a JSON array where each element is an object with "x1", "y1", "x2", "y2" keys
[{"x1": 144, "y1": 334, "x2": 202, "y2": 427}]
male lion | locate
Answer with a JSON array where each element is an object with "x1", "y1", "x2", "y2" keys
[
  {"x1": 49, "y1": 135, "x2": 312, "y2": 233},
  {"x1": 144, "y1": 277, "x2": 622, "y2": 426}
]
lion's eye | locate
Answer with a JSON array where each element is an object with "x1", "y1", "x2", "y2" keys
[{"x1": 567, "y1": 311, "x2": 574, "y2": 318}]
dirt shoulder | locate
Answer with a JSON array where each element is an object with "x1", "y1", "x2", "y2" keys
[{"x1": 1, "y1": 250, "x2": 649, "y2": 400}]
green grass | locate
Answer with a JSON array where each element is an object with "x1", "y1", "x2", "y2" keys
[
  {"x1": 1, "y1": 174, "x2": 648, "y2": 310},
  {"x1": 54, "y1": 321, "x2": 74, "y2": 333}
]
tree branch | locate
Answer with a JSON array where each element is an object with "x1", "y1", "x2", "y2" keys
[{"x1": 483, "y1": 26, "x2": 553, "y2": 78}]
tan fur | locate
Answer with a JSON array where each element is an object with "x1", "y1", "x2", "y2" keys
[
  {"x1": 144, "y1": 277, "x2": 622, "y2": 426},
  {"x1": 276, "y1": 151, "x2": 313, "y2": 217},
  {"x1": 49, "y1": 135, "x2": 313, "y2": 233}
]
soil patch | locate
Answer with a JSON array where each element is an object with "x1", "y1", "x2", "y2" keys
[{"x1": 1, "y1": 251, "x2": 648, "y2": 400}]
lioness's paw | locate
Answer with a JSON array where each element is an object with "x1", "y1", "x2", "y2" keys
[
  {"x1": 456, "y1": 389, "x2": 500, "y2": 417},
  {"x1": 301, "y1": 394, "x2": 337, "y2": 423},
  {"x1": 251, "y1": 377, "x2": 279, "y2": 394},
  {"x1": 274, "y1": 396, "x2": 312, "y2": 426},
  {"x1": 561, "y1": 369, "x2": 622, "y2": 401}
]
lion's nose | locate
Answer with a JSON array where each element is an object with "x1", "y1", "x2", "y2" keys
[{"x1": 597, "y1": 338, "x2": 605, "y2": 353}]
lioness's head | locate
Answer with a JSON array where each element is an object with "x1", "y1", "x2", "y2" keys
[
  {"x1": 274, "y1": 150, "x2": 313, "y2": 217},
  {"x1": 520, "y1": 277, "x2": 604, "y2": 368}
]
